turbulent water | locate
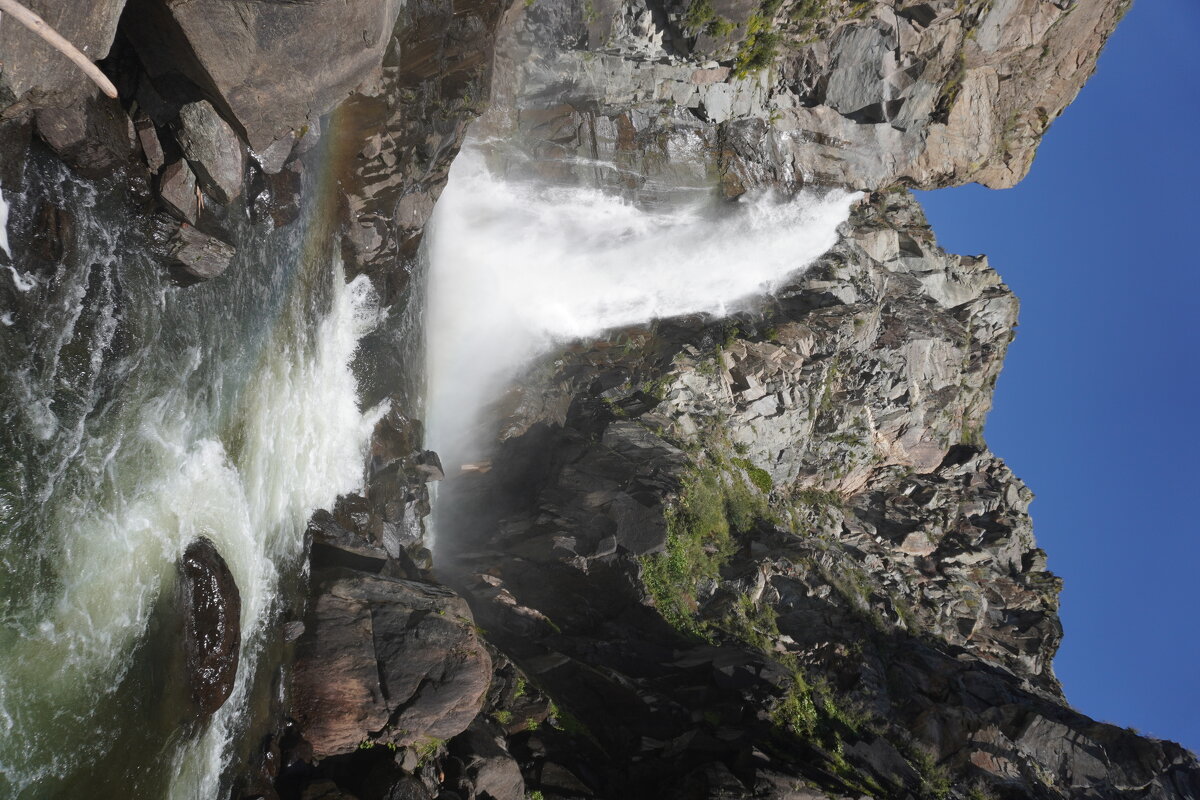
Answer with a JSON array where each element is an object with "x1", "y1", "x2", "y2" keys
[
  {"x1": 424, "y1": 143, "x2": 859, "y2": 475},
  {"x1": 0, "y1": 156, "x2": 382, "y2": 797}
]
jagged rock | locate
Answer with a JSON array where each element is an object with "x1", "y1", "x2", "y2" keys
[
  {"x1": 427, "y1": 191, "x2": 1200, "y2": 798},
  {"x1": 254, "y1": 133, "x2": 297, "y2": 175},
  {"x1": 134, "y1": 112, "x2": 164, "y2": 173},
  {"x1": 413, "y1": 451, "x2": 445, "y2": 482},
  {"x1": 176, "y1": 100, "x2": 244, "y2": 205},
  {"x1": 164, "y1": 222, "x2": 235, "y2": 283},
  {"x1": 452, "y1": 721, "x2": 526, "y2": 800},
  {"x1": 158, "y1": 160, "x2": 198, "y2": 224},
  {"x1": 177, "y1": 537, "x2": 241, "y2": 717},
  {"x1": 122, "y1": 0, "x2": 405, "y2": 151},
  {"x1": 481, "y1": 0, "x2": 1126, "y2": 191},
  {"x1": 291, "y1": 569, "x2": 491, "y2": 758},
  {"x1": 308, "y1": 510, "x2": 389, "y2": 575}
]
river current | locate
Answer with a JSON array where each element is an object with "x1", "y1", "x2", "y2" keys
[{"x1": 0, "y1": 152, "x2": 382, "y2": 798}]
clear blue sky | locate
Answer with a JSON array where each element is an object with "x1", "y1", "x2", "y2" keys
[{"x1": 916, "y1": 0, "x2": 1199, "y2": 751}]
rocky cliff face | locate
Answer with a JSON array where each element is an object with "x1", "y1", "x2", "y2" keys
[
  {"x1": 479, "y1": 0, "x2": 1129, "y2": 193},
  {"x1": 0, "y1": 0, "x2": 1193, "y2": 799},
  {"x1": 426, "y1": 190, "x2": 1198, "y2": 800}
]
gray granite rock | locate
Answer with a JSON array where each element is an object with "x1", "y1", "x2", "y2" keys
[
  {"x1": 164, "y1": 222, "x2": 234, "y2": 283},
  {"x1": 176, "y1": 100, "x2": 244, "y2": 205}
]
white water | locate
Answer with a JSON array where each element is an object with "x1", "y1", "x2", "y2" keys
[
  {"x1": 0, "y1": 219, "x2": 384, "y2": 798},
  {"x1": 170, "y1": 269, "x2": 386, "y2": 797},
  {"x1": 425, "y1": 145, "x2": 859, "y2": 473},
  {"x1": 0, "y1": 185, "x2": 10, "y2": 259},
  {"x1": 0, "y1": 184, "x2": 33, "y2": 294}
]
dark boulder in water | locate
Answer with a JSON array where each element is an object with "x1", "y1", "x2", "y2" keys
[{"x1": 178, "y1": 537, "x2": 241, "y2": 716}]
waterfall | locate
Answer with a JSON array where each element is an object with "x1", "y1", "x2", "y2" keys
[
  {"x1": 0, "y1": 155, "x2": 383, "y2": 798},
  {"x1": 424, "y1": 143, "x2": 860, "y2": 477}
]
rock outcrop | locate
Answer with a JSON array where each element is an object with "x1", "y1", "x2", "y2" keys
[
  {"x1": 480, "y1": 0, "x2": 1129, "y2": 192},
  {"x1": 291, "y1": 565, "x2": 492, "y2": 759},
  {"x1": 121, "y1": 0, "x2": 405, "y2": 153},
  {"x1": 425, "y1": 190, "x2": 1199, "y2": 800}
]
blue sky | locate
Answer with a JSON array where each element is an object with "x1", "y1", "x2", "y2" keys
[{"x1": 916, "y1": 0, "x2": 1199, "y2": 750}]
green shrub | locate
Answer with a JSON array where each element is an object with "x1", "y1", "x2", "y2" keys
[
  {"x1": 795, "y1": 488, "x2": 843, "y2": 509},
  {"x1": 684, "y1": 0, "x2": 716, "y2": 31},
  {"x1": 732, "y1": 457, "x2": 773, "y2": 493},
  {"x1": 706, "y1": 16, "x2": 737, "y2": 36},
  {"x1": 733, "y1": 16, "x2": 779, "y2": 77}
]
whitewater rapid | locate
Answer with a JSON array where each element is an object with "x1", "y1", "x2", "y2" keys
[
  {"x1": 425, "y1": 145, "x2": 859, "y2": 474},
  {"x1": 0, "y1": 160, "x2": 383, "y2": 798}
]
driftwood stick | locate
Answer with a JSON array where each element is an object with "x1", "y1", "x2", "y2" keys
[{"x1": 0, "y1": 0, "x2": 119, "y2": 99}]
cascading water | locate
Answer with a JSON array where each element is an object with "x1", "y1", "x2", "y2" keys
[
  {"x1": 0, "y1": 153, "x2": 383, "y2": 798},
  {"x1": 424, "y1": 142, "x2": 860, "y2": 479}
]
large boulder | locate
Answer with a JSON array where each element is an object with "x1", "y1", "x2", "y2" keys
[
  {"x1": 122, "y1": 0, "x2": 404, "y2": 151},
  {"x1": 177, "y1": 537, "x2": 241, "y2": 717},
  {"x1": 0, "y1": 0, "x2": 126, "y2": 109},
  {"x1": 291, "y1": 568, "x2": 492, "y2": 758}
]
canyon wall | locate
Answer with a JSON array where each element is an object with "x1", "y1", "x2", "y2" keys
[{"x1": 2, "y1": 1, "x2": 1195, "y2": 799}]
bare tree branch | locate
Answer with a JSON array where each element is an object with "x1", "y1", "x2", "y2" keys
[{"x1": 0, "y1": 0, "x2": 119, "y2": 99}]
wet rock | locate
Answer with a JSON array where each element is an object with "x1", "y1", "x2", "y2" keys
[
  {"x1": 308, "y1": 509, "x2": 388, "y2": 575},
  {"x1": 178, "y1": 537, "x2": 241, "y2": 717},
  {"x1": 176, "y1": 100, "x2": 245, "y2": 205},
  {"x1": 250, "y1": 161, "x2": 304, "y2": 229},
  {"x1": 413, "y1": 451, "x2": 444, "y2": 482},
  {"x1": 29, "y1": 198, "x2": 75, "y2": 264},
  {"x1": 164, "y1": 222, "x2": 235, "y2": 284}
]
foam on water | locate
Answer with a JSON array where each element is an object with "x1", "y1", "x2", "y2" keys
[
  {"x1": 425, "y1": 145, "x2": 859, "y2": 473},
  {"x1": 171, "y1": 269, "x2": 387, "y2": 798},
  {"x1": 0, "y1": 185, "x2": 36, "y2": 292},
  {"x1": 0, "y1": 242, "x2": 383, "y2": 797},
  {"x1": 0, "y1": 185, "x2": 10, "y2": 259}
]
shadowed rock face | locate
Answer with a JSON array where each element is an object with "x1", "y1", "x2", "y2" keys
[
  {"x1": 2, "y1": 0, "x2": 1193, "y2": 798},
  {"x1": 119, "y1": 0, "x2": 405, "y2": 152},
  {"x1": 178, "y1": 537, "x2": 241, "y2": 717}
]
